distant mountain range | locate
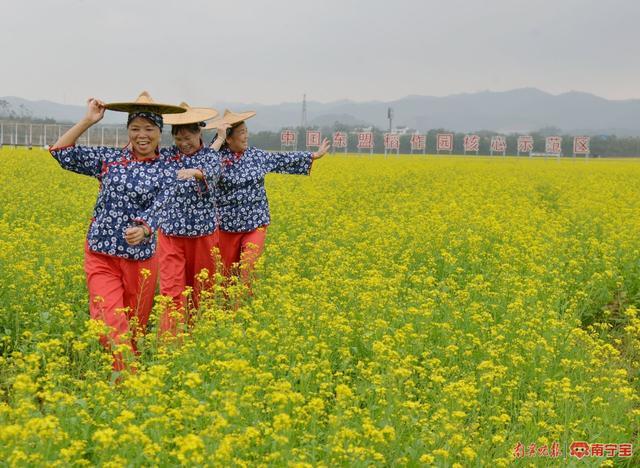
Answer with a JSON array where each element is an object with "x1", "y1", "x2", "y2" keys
[{"x1": 2, "y1": 88, "x2": 640, "y2": 136}]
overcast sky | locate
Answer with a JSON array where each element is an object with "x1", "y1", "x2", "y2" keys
[{"x1": 2, "y1": 0, "x2": 638, "y2": 106}]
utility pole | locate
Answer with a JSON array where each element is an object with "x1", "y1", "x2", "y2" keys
[{"x1": 301, "y1": 94, "x2": 308, "y2": 128}]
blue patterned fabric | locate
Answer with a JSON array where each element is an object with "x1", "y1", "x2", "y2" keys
[
  {"x1": 158, "y1": 144, "x2": 221, "y2": 237},
  {"x1": 127, "y1": 111, "x2": 163, "y2": 131},
  {"x1": 50, "y1": 145, "x2": 175, "y2": 260},
  {"x1": 216, "y1": 146, "x2": 313, "y2": 232}
]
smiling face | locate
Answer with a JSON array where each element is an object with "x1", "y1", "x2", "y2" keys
[
  {"x1": 226, "y1": 122, "x2": 249, "y2": 153},
  {"x1": 127, "y1": 117, "x2": 161, "y2": 157},
  {"x1": 172, "y1": 126, "x2": 202, "y2": 155}
]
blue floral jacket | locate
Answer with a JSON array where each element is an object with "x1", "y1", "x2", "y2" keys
[
  {"x1": 215, "y1": 146, "x2": 313, "y2": 232},
  {"x1": 159, "y1": 144, "x2": 221, "y2": 237},
  {"x1": 50, "y1": 145, "x2": 175, "y2": 260}
]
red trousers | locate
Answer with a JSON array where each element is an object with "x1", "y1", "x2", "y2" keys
[
  {"x1": 157, "y1": 230, "x2": 219, "y2": 335},
  {"x1": 84, "y1": 244, "x2": 158, "y2": 370},
  {"x1": 217, "y1": 227, "x2": 267, "y2": 284}
]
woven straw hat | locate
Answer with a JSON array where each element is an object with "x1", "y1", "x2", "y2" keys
[
  {"x1": 105, "y1": 91, "x2": 186, "y2": 114},
  {"x1": 204, "y1": 109, "x2": 256, "y2": 130},
  {"x1": 163, "y1": 102, "x2": 219, "y2": 125}
]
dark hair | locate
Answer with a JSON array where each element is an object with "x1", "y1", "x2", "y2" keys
[
  {"x1": 216, "y1": 121, "x2": 246, "y2": 149},
  {"x1": 226, "y1": 121, "x2": 245, "y2": 138},
  {"x1": 171, "y1": 123, "x2": 203, "y2": 136}
]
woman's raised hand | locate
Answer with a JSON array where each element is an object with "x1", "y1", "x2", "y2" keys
[
  {"x1": 215, "y1": 122, "x2": 231, "y2": 140},
  {"x1": 210, "y1": 121, "x2": 231, "y2": 151},
  {"x1": 52, "y1": 97, "x2": 105, "y2": 148},
  {"x1": 312, "y1": 138, "x2": 330, "y2": 160},
  {"x1": 85, "y1": 98, "x2": 106, "y2": 124}
]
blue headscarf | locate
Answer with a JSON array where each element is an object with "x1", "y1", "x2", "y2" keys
[{"x1": 127, "y1": 111, "x2": 163, "y2": 131}]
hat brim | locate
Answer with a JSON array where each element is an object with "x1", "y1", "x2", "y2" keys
[
  {"x1": 204, "y1": 111, "x2": 256, "y2": 130},
  {"x1": 104, "y1": 102, "x2": 187, "y2": 114},
  {"x1": 164, "y1": 107, "x2": 219, "y2": 125}
]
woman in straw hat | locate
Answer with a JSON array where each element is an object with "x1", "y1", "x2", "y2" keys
[
  {"x1": 208, "y1": 110, "x2": 330, "y2": 289},
  {"x1": 49, "y1": 91, "x2": 184, "y2": 372},
  {"x1": 155, "y1": 103, "x2": 226, "y2": 336}
]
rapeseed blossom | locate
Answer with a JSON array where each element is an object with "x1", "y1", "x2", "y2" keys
[{"x1": 0, "y1": 149, "x2": 638, "y2": 465}]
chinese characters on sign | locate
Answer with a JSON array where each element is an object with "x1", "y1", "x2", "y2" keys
[
  {"x1": 573, "y1": 136, "x2": 590, "y2": 156},
  {"x1": 410, "y1": 134, "x2": 426, "y2": 153},
  {"x1": 357, "y1": 132, "x2": 374, "y2": 153},
  {"x1": 545, "y1": 136, "x2": 563, "y2": 155},
  {"x1": 513, "y1": 441, "x2": 562, "y2": 459},
  {"x1": 490, "y1": 136, "x2": 507, "y2": 155},
  {"x1": 513, "y1": 441, "x2": 633, "y2": 460},
  {"x1": 280, "y1": 129, "x2": 297, "y2": 151},
  {"x1": 517, "y1": 135, "x2": 534, "y2": 155},
  {"x1": 306, "y1": 130, "x2": 321, "y2": 149},
  {"x1": 384, "y1": 133, "x2": 400, "y2": 154},
  {"x1": 437, "y1": 133, "x2": 453, "y2": 153},
  {"x1": 464, "y1": 134, "x2": 480, "y2": 153},
  {"x1": 278, "y1": 129, "x2": 590, "y2": 157},
  {"x1": 332, "y1": 131, "x2": 347, "y2": 150}
]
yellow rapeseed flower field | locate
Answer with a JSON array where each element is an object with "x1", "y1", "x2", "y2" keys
[{"x1": 0, "y1": 147, "x2": 639, "y2": 466}]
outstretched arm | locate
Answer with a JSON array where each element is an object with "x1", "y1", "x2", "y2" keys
[{"x1": 263, "y1": 138, "x2": 330, "y2": 175}]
